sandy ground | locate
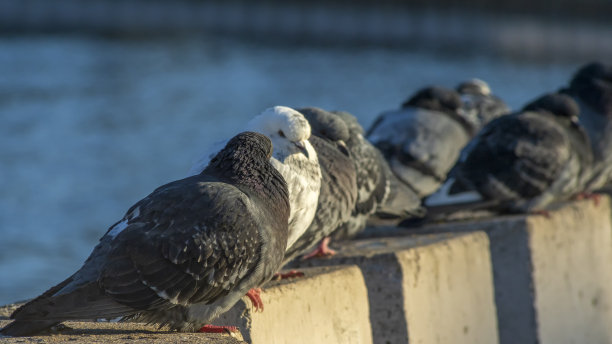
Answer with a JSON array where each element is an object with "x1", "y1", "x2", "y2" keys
[{"x1": 0, "y1": 304, "x2": 245, "y2": 343}]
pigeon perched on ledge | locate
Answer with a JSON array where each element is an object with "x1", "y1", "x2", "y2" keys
[
  {"x1": 282, "y1": 107, "x2": 358, "y2": 263},
  {"x1": 189, "y1": 106, "x2": 321, "y2": 251},
  {"x1": 560, "y1": 62, "x2": 612, "y2": 190},
  {"x1": 368, "y1": 81, "x2": 509, "y2": 199},
  {"x1": 443, "y1": 93, "x2": 593, "y2": 213},
  {"x1": 1, "y1": 132, "x2": 290, "y2": 337},
  {"x1": 330, "y1": 110, "x2": 424, "y2": 241}
]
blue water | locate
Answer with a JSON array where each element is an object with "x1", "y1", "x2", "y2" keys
[{"x1": 0, "y1": 35, "x2": 581, "y2": 304}]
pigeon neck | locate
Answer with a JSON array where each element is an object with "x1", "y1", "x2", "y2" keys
[{"x1": 206, "y1": 151, "x2": 290, "y2": 220}]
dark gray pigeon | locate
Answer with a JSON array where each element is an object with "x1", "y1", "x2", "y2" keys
[
  {"x1": 1, "y1": 132, "x2": 290, "y2": 337},
  {"x1": 281, "y1": 107, "x2": 358, "y2": 262},
  {"x1": 560, "y1": 62, "x2": 612, "y2": 190},
  {"x1": 367, "y1": 83, "x2": 508, "y2": 198},
  {"x1": 443, "y1": 93, "x2": 593, "y2": 213},
  {"x1": 329, "y1": 110, "x2": 425, "y2": 241}
]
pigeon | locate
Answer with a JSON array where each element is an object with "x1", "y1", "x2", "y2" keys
[
  {"x1": 560, "y1": 62, "x2": 612, "y2": 190},
  {"x1": 442, "y1": 93, "x2": 593, "y2": 213},
  {"x1": 281, "y1": 107, "x2": 358, "y2": 263},
  {"x1": 367, "y1": 82, "x2": 509, "y2": 199},
  {"x1": 1, "y1": 132, "x2": 290, "y2": 336},
  {"x1": 329, "y1": 110, "x2": 425, "y2": 241},
  {"x1": 189, "y1": 106, "x2": 321, "y2": 252},
  {"x1": 367, "y1": 86, "x2": 472, "y2": 198},
  {"x1": 456, "y1": 78, "x2": 511, "y2": 133}
]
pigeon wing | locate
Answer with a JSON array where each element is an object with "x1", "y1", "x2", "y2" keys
[{"x1": 100, "y1": 177, "x2": 263, "y2": 311}]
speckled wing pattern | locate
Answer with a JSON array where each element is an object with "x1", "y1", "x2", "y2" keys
[
  {"x1": 100, "y1": 175, "x2": 263, "y2": 311},
  {"x1": 283, "y1": 135, "x2": 357, "y2": 263},
  {"x1": 329, "y1": 111, "x2": 390, "y2": 240}
]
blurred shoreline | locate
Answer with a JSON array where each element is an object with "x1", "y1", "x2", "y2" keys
[{"x1": 1, "y1": 0, "x2": 612, "y2": 61}]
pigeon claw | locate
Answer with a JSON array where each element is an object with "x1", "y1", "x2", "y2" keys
[
  {"x1": 575, "y1": 192, "x2": 602, "y2": 207},
  {"x1": 198, "y1": 324, "x2": 239, "y2": 334},
  {"x1": 273, "y1": 269, "x2": 305, "y2": 280},
  {"x1": 531, "y1": 209, "x2": 551, "y2": 218},
  {"x1": 301, "y1": 237, "x2": 336, "y2": 260},
  {"x1": 246, "y1": 288, "x2": 264, "y2": 312}
]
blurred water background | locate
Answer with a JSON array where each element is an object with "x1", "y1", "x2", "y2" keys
[{"x1": 1, "y1": 0, "x2": 611, "y2": 305}]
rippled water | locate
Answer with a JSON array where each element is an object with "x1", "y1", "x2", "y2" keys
[{"x1": 0, "y1": 35, "x2": 580, "y2": 304}]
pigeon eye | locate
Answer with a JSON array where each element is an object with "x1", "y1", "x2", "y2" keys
[{"x1": 278, "y1": 130, "x2": 286, "y2": 138}]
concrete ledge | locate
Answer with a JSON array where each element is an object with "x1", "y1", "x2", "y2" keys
[
  {"x1": 0, "y1": 319, "x2": 245, "y2": 343},
  {"x1": 214, "y1": 265, "x2": 373, "y2": 344},
  {"x1": 369, "y1": 197, "x2": 612, "y2": 344},
  {"x1": 293, "y1": 232, "x2": 499, "y2": 344},
  {"x1": 0, "y1": 266, "x2": 371, "y2": 344}
]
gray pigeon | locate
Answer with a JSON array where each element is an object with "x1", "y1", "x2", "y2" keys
[
  {"x1": 445, "y1": 93, "x2": 593, "y2": 213},
  {"x1": 560, "y1": 62, "x2": 612, "y2": 190},
  {"x1": 1, "y1": 132, "x2": 290, "y2": 336},
  {"x1": 330, "y1": 110, "x2": 425, "y2": 241},
  {"x1": 367, "y1": 82, "x2": 509, "y2": 199},
  {"x1": 281, "y1": 107, "x2": 358, "y2": 263}
]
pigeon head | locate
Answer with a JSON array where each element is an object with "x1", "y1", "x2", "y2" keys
[
  {"x1": 523, "y1": 93, "x2": 581, "y2": 128},
  {"x1": 401, "y1": 86, "x2": 463, "y2": 115},
  {"x1": 299, "y1": 107, "x2": 351, "y2": 156},
  {"x1": 567, "y1": 61, "x2": 612, "y2": 116},
  {"x1": 247, "y1": 106, "x2": 314, "y2": 160},
  {"x1": 298, "y1": 107, "x2": 350, "y2": 142},
  {"x1": 331, "y1": 110, "x2": 364, "y2": 136},
  {"x1": 456, "y1": 78, "x2": 492, "y2": 96}
]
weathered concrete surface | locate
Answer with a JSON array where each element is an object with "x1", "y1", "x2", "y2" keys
[
  {"x1": 214, "y1": 265, "x2": 373, "y2": 344},
  {"x1": 1, "y1": 266, "x2": 371, "y2": 344},
  {"x1": 378, "y1": 197, "x2": 612, "y2": 344},
  {"x1": 527, "y1": 198, "x2": 612, "y2": 344},
  {"x1": 293, "y1": 232, "x2": 499, "y2": 344},
  {"x1": 0, "y1": 319, "x2": 245, "y2": 344}
]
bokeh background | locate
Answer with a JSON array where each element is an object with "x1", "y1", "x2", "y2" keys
[{"x1": 0, "y1": 0, "x2": 610, "y2": 305}]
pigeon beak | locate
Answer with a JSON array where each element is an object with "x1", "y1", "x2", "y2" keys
[
  {"x1": 570, "y1": 115, "x2": 580, "y2": 125},
  {"x1": 337, "y1": 140, "x2": 350, "y2": 156},
  {"x1": 293, "y1": 140, "x2": 310, "y2": 158}
]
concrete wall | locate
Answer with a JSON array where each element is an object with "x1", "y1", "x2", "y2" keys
[
  {"x1": 371, "y1": 197, "x2": 612, "y2": 344},
  {"x1": 294, "y1": 232, "x2": 499, "y2": 344},
  {"x1": 214, "y1": 266, "x2": 373, "y2": 344}
]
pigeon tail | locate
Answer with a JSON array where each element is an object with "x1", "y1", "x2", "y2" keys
[
  {"x1": 425, "y1": 177, "x2": 483, "y2": 207},
  {"x1": 3, "y1": 281, "x2": 134, "y2": 336},
  {"x1": 376, "y1": 173, "x2": 426, "y2": 220},
  {"x1": 1, "y1": 319, "x2": 61, "y2": 337}
]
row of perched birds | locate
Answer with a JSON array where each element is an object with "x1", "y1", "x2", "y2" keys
[{"x1": 2, "y1": 61, "x2": 610, "y2": 337}]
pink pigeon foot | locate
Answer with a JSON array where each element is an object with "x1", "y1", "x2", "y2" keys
[
  {"x1": 198, "y1": 324, "x2": 239, "y2": 334},
  {"x1": 273, "y1": 269, "x2": 305, "y2": 280},
  {"x1": 301, "y1": 237, "x2": 336, "y2": 260},
  {"x1": 246, "y1": 288, "x2": 264, "y2": 312},
  {"x1": 575, "y1": 192, "x2": 602, "y2": 206},
  {"x1": 531, "y1": 209, "x2": 551, "y2": 218}
]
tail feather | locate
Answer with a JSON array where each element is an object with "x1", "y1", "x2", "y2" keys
[
  {"x1": 3, "y1": 282, "x2": 134, "y2": 336},
  {"x1": 1, "y1": 319, "x2": 60, "y2": 337},
  {"x1": 376, "y1": 173, "x2": 426, "y2": 220},
  {"x1": 13, "y1": 283, "x2": 133, "y2": 321}
]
